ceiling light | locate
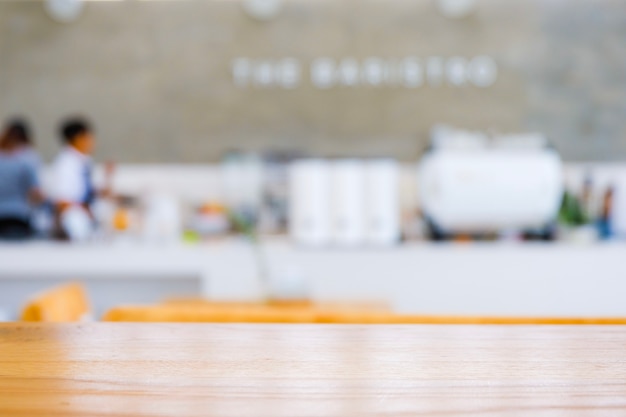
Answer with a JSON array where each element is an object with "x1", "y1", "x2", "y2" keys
[
  {"x1": 437, "y1": 0, "x2": 477, "y2": 19},
  {"x1": 242, "y1": 0, "x2": 283, "y2": 21},
  {"x1": 44, "y1": 0, "x2": 84, "y2": 23}
]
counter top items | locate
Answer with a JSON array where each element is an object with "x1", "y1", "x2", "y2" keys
[
  {"x1": 220, "y1": 151, "x2": 264, "y2": 227},
  {"x1": 365, "y1": 159, "x2": 400, "y2": 245},
  {"x1": 140, "y1": 192, "x2": 182, "y2": 244},
  {"x1": 2, "y1": 323, "x2": 626, "y2": 416},
  {"x1": 330, "y1": 160, "x2": 366, "y2": 246},
  {"x1": 419, "y1": 135, "x2": 563, "y2": 239},
  {"x1": 610, "y1": 174, "x2": 626, "y2": 239},
  {"x1": 289, "y1": 159, "x2": 331, "y2": 246},
  {"x1": 60, "y1": 205, "x2": 93, "y2": 242},
  {"x1": 187, "y1": 202, "x2": 230, "y2": 237},
  {"x1": 28, "y1": 156, "x2": 626, "y2": 244},
  {"x1": 290, "y1": 158, "x2": 400, "y2": 247},
  {"x1": 557, "y1": 173, "x2": 619, "y2": 243}
]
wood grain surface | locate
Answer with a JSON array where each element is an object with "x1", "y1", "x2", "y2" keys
[{"x1": 1, "y1": 323, "x2": 626, "y2": 416}]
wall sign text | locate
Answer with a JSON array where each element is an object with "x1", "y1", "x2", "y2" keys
[{"x1": 232, "y1": 56, "x2": 498, "y2": 89}]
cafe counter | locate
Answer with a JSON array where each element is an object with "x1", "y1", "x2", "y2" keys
[{"x1": 1, "y1": 239, "x2": 625, "y2": 319}]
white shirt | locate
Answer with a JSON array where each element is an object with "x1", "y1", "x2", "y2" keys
[{"x1": 51, "y1": 147, "x2": 94, "y2": 206}]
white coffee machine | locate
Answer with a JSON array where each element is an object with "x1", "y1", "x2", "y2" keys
[{"x1": 419, "y1": 129, "x2": 564, "y2": 236}]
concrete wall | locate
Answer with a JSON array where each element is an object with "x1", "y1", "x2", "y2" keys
[{"x1": 0, "y1": 0, "x2": 625, "y2": 162}]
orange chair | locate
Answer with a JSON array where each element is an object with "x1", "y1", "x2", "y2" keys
[
  {"x1": 314, "y1": 313, "x2": 626, "y2": 325},
  {"x1": 102, "y1": 303, "x2": 626, "y2": 325},
  {"x1": 21, "y1": 283, "x2": 91, "y2": 322},
  {"x1": 103, "y1": 304, "x2": 317, "y2": 323},
  {"x1": 161, "y1": 297, "x2": 390, "y2": 312}
]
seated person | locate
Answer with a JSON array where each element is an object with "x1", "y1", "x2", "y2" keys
[
  {"x1": 10, "y1": 118, "x2": 41, "y2": 171},
  {"x1": 51, "y1": 117, "x2": 112, "y2": 240},
  {"x1": 9, "y1": 118, "x2": 54, "y2": 237},
  {"x1": 0, "y1": 122, "x2": 43, "y2": 240}
]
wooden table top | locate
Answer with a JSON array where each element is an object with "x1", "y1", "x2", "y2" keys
[{"x1": 1, "y1": 323, "x2": 626, "y2": 417}]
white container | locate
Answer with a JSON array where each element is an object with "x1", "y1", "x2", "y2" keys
[
  {"x1": 61, "y1": 206, "x2": 93, "y2": 242},
  {"x1": 220, "y1": 154, "x2": 264, "y2": 212},
  {"x1": 610, "y1": 174, "x2": 626, "y2": 239},
  {"x1": 289, "y1": 159, "x2": 331, "y2": 246},
  {"x1": 330, "y1": 160, "x2": 366, "y2": 246},
  {"x1": 141, "y1": 192, "x2": 182, "y2": 244},
  {"x1": 364, "y1": 159, "x2": 400, "y2": 246}
]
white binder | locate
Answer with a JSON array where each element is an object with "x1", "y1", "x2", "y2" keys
[
  {"x1": 365, "y1": 159, "x2": 400, "y2": 246},
  {"x1": 289, "y1": 159, "x2": 331, "y2": 246},
  {"x1": 330, "y1": 160, "x2": 366, "y2": 246}
]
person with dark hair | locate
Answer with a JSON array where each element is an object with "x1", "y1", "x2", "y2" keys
[
  {"x1": 8, "y1": 118, "x2": 41, "y2": 170},
  {"x1": 51, "y1": 117, "x2": 113, "y2": 240},
  {"x1": 5, "y1": 119, "x2": 29, "y2": 144},
  {"x1": 0, "y1": 121, "x2": 43, "y2": 240}
]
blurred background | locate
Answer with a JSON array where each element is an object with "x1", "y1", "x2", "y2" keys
[{"x1": 1, "y1": 0, "x2": 626, "y2": 321}]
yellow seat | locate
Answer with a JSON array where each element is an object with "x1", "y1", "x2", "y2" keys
[
  {"x1": 103, "y1": 304, "x2": 317, "y2": 323},
  {"x1": 315, "y1": 313, "x2": 626, "y2": 325},
  {"x1": 103, "y1": 303, "x2": 626, "y2": 325},
  {"x1": 162, "y1": 297, "x2": 390, "y2": 312},
  {"x1": 21, "y1": 283, "x2": 91, "y2": 322}
]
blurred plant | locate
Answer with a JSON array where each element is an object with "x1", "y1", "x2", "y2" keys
[{"x1": 558, "y1": 191, "x2": 589, "y2": 227}]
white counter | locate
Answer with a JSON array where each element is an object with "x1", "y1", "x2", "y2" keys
[{"x1": 1, "y1": 239, "x2": 626, "y2": 318}]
